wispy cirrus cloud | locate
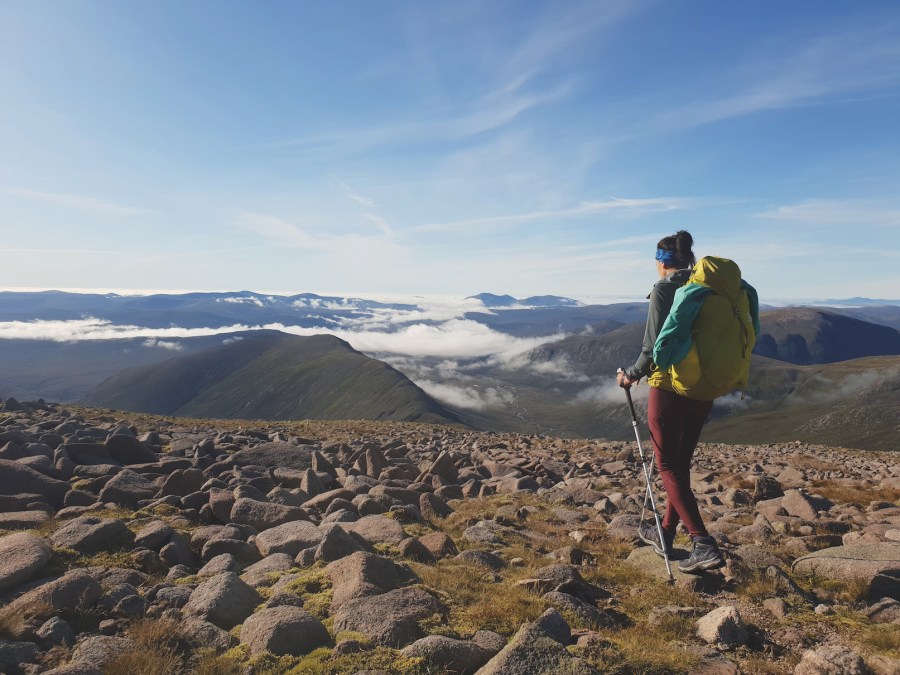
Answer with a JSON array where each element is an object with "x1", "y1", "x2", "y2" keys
[
  {"x1": 755, "y1": 199, "x2": 900, "y2": 227},
  {"x1": 410, "y1": 197, "x2": 690, "y2": 233},
  {"x1": 641, "y1": 22, "x2": 900, "y2": 135},
  {"x1": 273, "y1": 81, "x2": 572, "y2": 152},
  {"x1": 233, "y1": 212, "x2": 402, "y2": 255},
  {"x1": 340, "y1": 181, "x2": 377, "y2": 209},
  {"x1": 1, "y1": 187, "x2": 149, "y2": 216}
]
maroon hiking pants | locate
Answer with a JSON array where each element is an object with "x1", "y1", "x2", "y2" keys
[{"x1": 647, "y1": 386, "x2": 713, "y2": 538}]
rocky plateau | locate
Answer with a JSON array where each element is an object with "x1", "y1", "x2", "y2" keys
[{"x1": 0, "y1": 397, "x2": 897, "y2": 674}]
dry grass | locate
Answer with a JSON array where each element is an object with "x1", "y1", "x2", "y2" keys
[
  {"x1": 103, "y1": 618, "x2": 192, "y2": 675},
  {"x1": 283, "y1": 646, "x2": 428, "y2": 675},
  {"x1": 411, "y1": 559, "x2": 545, "y2": 637},
  {"x1": 736, "y1": 569, "x2": 782, "y2": 602},
  {"x1": 732, "y1": 653, "x2": 799, "y2": 674},
  {"x1": 795, "y1": 573, "x2": 871, "y2": 604},
  {"x1": 572, "y1": 628, "x2": 701, "y2": 674},
  {"x1": 858, "y1": 623, "x2": 900, "y2": 657},
  {"x1": 0, "y1": 600, "x2": 55, "y2": 639},
  {"x1": 194, "y1": 649, "x2": 245, "y2": 675},
  {"x1": 807, "y1": 480, "x2": 899, "y2": 507}
]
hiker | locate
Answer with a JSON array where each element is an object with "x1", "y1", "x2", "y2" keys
[{"x1": 616, "y1": 230, "x2": 759, "y2": 573}]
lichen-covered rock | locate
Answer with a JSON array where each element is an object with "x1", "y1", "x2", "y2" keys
[
  {"x1": 97, "y1": 469, "x2": 157, "y2": 506},
  {"x1": 326, "y1": 551, "x2": 411, "y2": 610},
  {"x1": 332, "y1": 586, "x2": 446, "y2": 648},
  {"x1": 794, "y1": 645, "x2": 868, "y2": 674},
  {"x1": 339, "y1": 514, "x2": 405, "y2": 545},
  {"x1": 0, "y1": 570, "x2": 102, "y2": 622},
  {"x1": 475, "y1": 612, "x2": 599, "y2": 674},
  {"x1": 696, "y1": 606, "x2": 749, "y2": 647},
  {"x1": 230, "y1": 497, "x2": 308, "y2": 531},
  {"x1": 401, "y1": 635, "x2": 493, "y2": 674},
  {"x1": 240, "y1": 606, "x2": 331, "y2": 656},
  {"x1": 0, "y1": 458, "x2": 70, "y2": 507},
  {"x1": 183, "y1": 572, "x2": 261, "y2": 629},
  {"x1": 0, "y1": 640, "x2": 40, "y2": 672},
  {"x1": 50, "y1": 516, "x2": 134, "y2": 554},
  {"x1": 0, "y1": 532, "x2": 52, "y2": 593},
  {"x1": 254, "y1": 520, "x2": 324, "y2": 557}
]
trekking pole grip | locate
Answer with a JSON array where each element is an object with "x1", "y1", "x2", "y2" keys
[{"x1": 624, "y1": 384, "x2": 638, "y2": 424}]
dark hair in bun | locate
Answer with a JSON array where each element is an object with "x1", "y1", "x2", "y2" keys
[{"x1": 657, "y1": 230, "x2": 695, "y2": 267}]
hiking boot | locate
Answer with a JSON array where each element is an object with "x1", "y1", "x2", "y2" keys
[
  {"x1": 679, "y1": 537, "x2": 725, "y2": 573},
  {"x1": 638, "y1": 520, "x2": 674, "y2": 557}
]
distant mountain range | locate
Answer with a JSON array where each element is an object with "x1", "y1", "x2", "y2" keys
[
  {"x1": 83, "y1": 332, "x2": 460, "y2": 425},
  {"x1": 2, "y1": 290, "x2": 900, "y2": 450}
]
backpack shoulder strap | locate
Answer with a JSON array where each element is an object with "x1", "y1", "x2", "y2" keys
[{"x1": 653, "y1": 284, "x2": 712, "y2": 368}]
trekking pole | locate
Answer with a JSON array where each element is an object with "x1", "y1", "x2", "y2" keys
[{"x1": 618, "y1": 370, "x2": 674, "y2": 583}]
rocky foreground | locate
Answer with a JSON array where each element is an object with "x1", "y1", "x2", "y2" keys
[{"x1": 0, "y1": 399, "x2": 897, "y2": 674}]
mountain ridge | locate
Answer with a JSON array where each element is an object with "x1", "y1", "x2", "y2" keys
[{"x1": 84, "y1": 331, "x2": 461, "y2": 425}]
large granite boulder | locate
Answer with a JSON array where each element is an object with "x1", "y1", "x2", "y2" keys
[
  {"x1": 183, "y1": 572, "x2": 261, "y2": 629},
  {"x1": 240, "y1": 606, "x2": 331, "y2": 655},
  {"x1": 793, "y1": 544, "x2": 900, "y2": 600},
  {"x1": 50, "y1": 517, "x2": 134, "y2": 554},
  {"x1": 0, "y1": 459, "x2": 69, "y2": 507},
  {"x1": 326, "y1": 552, "x2": 412, "y2": 610},
  {"x1": 254, "y1": 520, "x2": 323, "y2": 557},
  {"x1": 331, "y1": 586, "x2": 446, "y2": 648},
  {"x1": 230, "y1": 443, "x2": 316, "y2": 471},
  {"x1": 97, "y1": 469, "x2": 157, "y2": 507},
  {"x1": 0, "y1": 533, "x2": 52, "y2": 593}
]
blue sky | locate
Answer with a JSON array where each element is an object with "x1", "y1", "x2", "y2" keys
[{"x1": 1, "y1": 0, "x2": 899, "y2": 302}]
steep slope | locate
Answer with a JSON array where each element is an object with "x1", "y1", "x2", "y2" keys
[
  {"x1": 84, "y1": 331, "x2": 461, "y2": 424},
  {"x1": 704, "y1": 355, "x2": 900, "y2": 451},
  {"x1": 527, "y1": 323, "x2": 645, "y2": 376},
  {"x1": 755, "y1": 308, "x2": 900, "y2": 364}
]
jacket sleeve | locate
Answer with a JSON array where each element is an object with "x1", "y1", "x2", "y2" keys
[{"x1": 624, "y1": 284, "x2": 669, "y2": 380}]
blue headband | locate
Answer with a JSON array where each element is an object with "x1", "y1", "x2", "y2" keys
[{"x1": 655, "y1": 248, "x2": 681, "y2": 265}]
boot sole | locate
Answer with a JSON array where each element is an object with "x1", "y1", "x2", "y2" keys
[{"x1": 638, "y1": 529, "x2": 673, "y2": 558}]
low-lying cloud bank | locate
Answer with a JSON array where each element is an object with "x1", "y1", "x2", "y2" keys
[
  {"x1": 416, "y1": 380, "x2": 515, "y2": 410},
  {"x1": 0, "y1": 317, "x2": 560, "y2": 362}
]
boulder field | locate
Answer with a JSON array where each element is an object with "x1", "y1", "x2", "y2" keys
[{"x1": 0, "y1": 398, "x2": 897, "y2": 674}]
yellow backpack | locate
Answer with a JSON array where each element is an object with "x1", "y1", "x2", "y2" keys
[{"x1": 653, "y1": 257, "x2": 759, "y2": 401}]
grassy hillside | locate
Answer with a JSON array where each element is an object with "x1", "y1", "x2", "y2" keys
[
  {"x1": 704, "y1": 355, "x2": 900, "y2": 451},
  {"x1": 84, "y1": 331, "x2": 461, "y2": 425},
  {"x1": 755, "y1": 308, "x2": 900, "y2": 364}
]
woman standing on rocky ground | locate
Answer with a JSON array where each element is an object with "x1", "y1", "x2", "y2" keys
[{"x1": 616, "y1": 230, "x2": 726, "y2": 573}]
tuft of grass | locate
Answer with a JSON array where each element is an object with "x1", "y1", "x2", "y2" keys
[
  {"x1": 572, "y1": 627, "x2": 701, "y2": 674},
  {"x1": 807, "y1": 480, "x2": 899, "y2": 507},
  {"x1": 411, "y1": 559, "x2": 545, "y2": 637},
  {"x1": 402, "y1": 522, "x2": 434, "y2": 538},
  {"x1": 104, "y1": 618, "x2": 188, "y2": 675},
  {"x1": 794, "y1": 573, "x2": 870, "y2": 604},
  {"x1": 0, "y1": 600, "x2": 55, "y2": 639},
  {"x1": 283, "y1": 566, "x2": 334, "y2": 620},
  {"x1": 373, "y1": 542, "x2": 402, "y2": 557},
  {"x1": 858, "y1": 623, "x2": 900, "y2": 657},
  {"x1": 193, "y1": 649, "x2": 245, "y2": 675},
  {"x1": 736, "y1": 570, "x2": 782, "y2": 602},
  {"x1": 284, "y1": 646, "x2": 427, "y2": 675}
]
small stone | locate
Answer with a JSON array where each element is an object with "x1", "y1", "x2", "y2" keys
[
  {"x1": 794, "y1": 645, "x2": 868, "y2": 674},
  {"x1": 695, "y1": 606, "x2": 748, "y2": 647}
]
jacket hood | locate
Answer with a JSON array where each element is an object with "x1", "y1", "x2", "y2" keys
[{"x1": 689, "y1": 256, "x2": 742, "y2": 301}]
